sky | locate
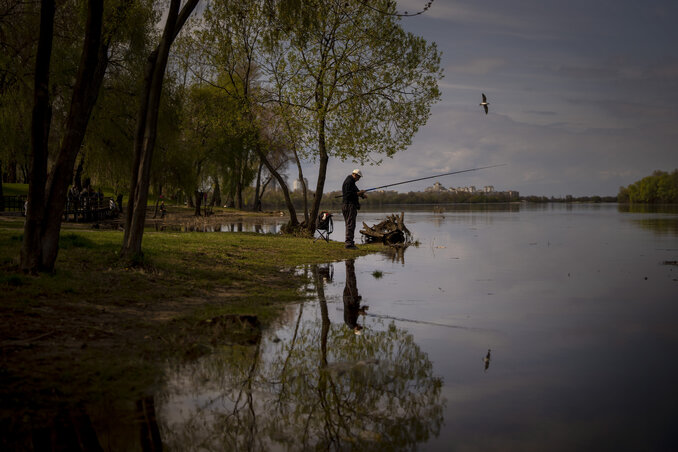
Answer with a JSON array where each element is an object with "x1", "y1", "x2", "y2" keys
[{"x1": 305, "y1": 0, "x2": 678, "y2": 197}]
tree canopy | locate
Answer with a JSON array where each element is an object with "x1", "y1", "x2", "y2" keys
[{"x1": 618, "y1": 170, "x2": 678, "y2": 204}]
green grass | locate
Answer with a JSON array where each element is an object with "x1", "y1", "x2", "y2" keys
[{"x1": 2, "y1": 183, "x2": 28, "y2": 196}]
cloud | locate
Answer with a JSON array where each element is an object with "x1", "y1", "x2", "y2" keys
[
  {"x1": 447, "y1": 58, "x2": 506, "y2": 76},
  {"x1": 524, "y1": 110, "x2": 557, "y2": 116},
  {"x1": 294, "y1": 1, "x2": 678, "y2": 199}
]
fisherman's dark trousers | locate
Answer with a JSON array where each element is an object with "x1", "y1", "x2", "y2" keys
[{"x1": 342, "y1": 203, "x2": 358, "y2": 246}]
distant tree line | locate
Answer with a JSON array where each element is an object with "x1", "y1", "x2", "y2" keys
[
  {"x1": 259, "y1": 189, "x2": 626, "y2": 210},
  {"x1": 521, "y1": 195, "x2": 617, "y2": 203},
  {"x1": 326, "y1": 190, "x2": 519, "y2": 207},
  {"x1": 618, "y1": 170, "x2": 678, "y2": 204}
]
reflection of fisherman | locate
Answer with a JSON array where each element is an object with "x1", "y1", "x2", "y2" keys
[
  {"x1": 342, "y1": 169, "x2": 367, "y2": 249},
  {"x1": 343, "y1": 259, "x2": 368, "y2": 334}
]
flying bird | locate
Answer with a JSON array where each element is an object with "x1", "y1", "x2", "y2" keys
[
  {"x1": 480, "y1": 93, "x2": 489, "y2": 114},
  {"x1": 483, "y1": 349, "x2": 491, "y2": 371}
]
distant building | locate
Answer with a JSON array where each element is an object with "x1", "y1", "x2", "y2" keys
[
  {"x1": 456, "y1": 186, "x2": 476, "y2": 193},
  {"x1": 425, "y1": 182, "x2": 446, "y2": 192},
  {"x1": 427, "y1": 183, "x2": 517, "y2": 198}
]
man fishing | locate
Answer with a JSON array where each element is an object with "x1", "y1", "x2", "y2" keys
[{"x1": 342, "y1": 169, "x2": 367, "y2": 249}]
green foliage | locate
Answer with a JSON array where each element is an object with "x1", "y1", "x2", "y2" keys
[
  {"x1": 0, "y1": 0, "x2": 157, "y2": 189},
  {"x1": 269, "y1": 0, "x2": 442, "y2": 164},
  {"x1": 619, "y1": 169, "x2": 678, "y2": 204},
  {"x1": 0, "y1": 1, "x2": 40, "y2": 183},
  {"x1": 82, "y1": 1, "x2": 158, "y2": 195},
  {"x1": 2, "y1": 0, "x2": 440, "y2": 217}
]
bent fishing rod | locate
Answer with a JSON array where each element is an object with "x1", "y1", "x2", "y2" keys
[{"x1": 335, "y1": 163, "x2": 506, "y2": 197}]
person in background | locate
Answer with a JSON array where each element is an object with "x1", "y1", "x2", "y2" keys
[{"x1": 341, "y1": 169, "x2": 366, "y2": 249}]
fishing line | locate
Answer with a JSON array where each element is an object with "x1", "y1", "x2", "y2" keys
[{"x1": 335, "y1": 163, "x2": 506, "y2": 197}]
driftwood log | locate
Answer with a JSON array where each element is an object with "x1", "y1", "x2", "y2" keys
[{"x1": 360, "y1": 212, "x2": 412, "y2": 245}]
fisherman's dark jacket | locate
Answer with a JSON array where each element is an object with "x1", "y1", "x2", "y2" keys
[{"x1": 342, "y1": 175, "x2": 361, "y2": 207}]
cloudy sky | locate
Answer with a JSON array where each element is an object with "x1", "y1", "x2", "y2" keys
[{"x1": 310, "y1": 0, "x2": 678, "y2": 197}]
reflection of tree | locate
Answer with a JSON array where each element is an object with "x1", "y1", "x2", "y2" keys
[
  {"x1": 158, "y1": 263, "x2": 444, "y2": 450},
  {"x1": 138, "y1": 396, "x2": 163, "y2": 451},
  {"x1": 3, "y1": 397, "x2": 169, "y2": 450},
  {"x1": 4, "y1": 403, "x2": 104, "y2": 451},
  {"x1": 632, "y1": 218, "x2": 678, "y2": 236}
]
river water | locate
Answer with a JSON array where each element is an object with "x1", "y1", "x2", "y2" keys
[{"x1": 154, "y1": 203, "x2": 678, "y2": 451}]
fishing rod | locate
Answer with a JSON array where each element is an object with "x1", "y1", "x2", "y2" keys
[{"x1": 335, "y1": 163, "x2": 506, "y2": 197}]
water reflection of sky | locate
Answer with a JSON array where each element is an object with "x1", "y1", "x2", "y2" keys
[
  {"x1": 157, "y1": 204, "x2": 678, "y2": 450},
  {"x1": 330, "y1": 204, "x2": 678, "y2": 450}
]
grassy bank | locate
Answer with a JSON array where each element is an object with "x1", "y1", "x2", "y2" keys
[{"x1": 0, "y1": 217, "x2": 380, "y2": 413}]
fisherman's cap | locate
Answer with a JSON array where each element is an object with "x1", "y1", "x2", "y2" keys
[{"x1": 352, "y1": 169, "x2": 363, "y2": 177}]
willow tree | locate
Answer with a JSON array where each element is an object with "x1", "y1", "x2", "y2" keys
[
  {"x1": 182, "y1": 0, "x2": 299, "y2": 223},
  {"x1": 177, "y1": 82, "x2": 255, "y2": 214},
  {"x1": 0, "y1": 0, "x2": 37, "y2": 189},
  {"x1": 266, "y1": 0, "x2": 442, "y2": 230}
]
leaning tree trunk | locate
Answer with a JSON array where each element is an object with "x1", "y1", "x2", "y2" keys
[
  {"x1": 41, "y1": 9, "x2": 108, "y2": 269},
  {"x1": 121, "y1": 0, "x2": 199, "y2": 260},
  {"x1": 291, "y1": 142, "x2": 309, "y2": 224},
  {"x1": 22, "y1": 0, "x2": 107, "y2": 273},
  {"x1": 74, "y1": 156, "x2": 84, "y2": 191},
  {"x1": 254, "y1": 143, "x2": 298, "y2": 226}
]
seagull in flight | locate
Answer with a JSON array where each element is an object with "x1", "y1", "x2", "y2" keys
[{"x1": 480, "y1": 93, "x2": 489, "y2": 114}]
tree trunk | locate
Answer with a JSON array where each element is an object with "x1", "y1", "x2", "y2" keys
[
  {"x1": 21, "y1": 0, "x2": 108, "y2": 273},
  {"x1": 211, "y1": 178, "x2": 221, "y2": 206},
  {"x1": 253, "y1": 159, "x2": 263, "y2": 211},
  {"x1": 193, "y1": 190, "x2": 203, "y2": 216},
  {"x1": 0, "y1": 161, "x2": 4, "y2": 211},
  {"x1": 308, "y1": 115, "x2": 328, "y2": 232},
  {"x1": 40, "y1": 0, "x2": 108, "y2": 269},
  {"x1": 292, "y1": 144, "x2": 309, "y2": 224},
  {"x1": 225, "y1": 193, "x2": 234, "y2": 208},
  {"x1": 121, "y1": 0, "x2": 199, "y2": 259},
  {"x1": 74, "y1": 156, "x2": 84, "y2": 191},
  {"x1": 254, "y1": 143, "x2": 298, "y2": 226},
  {"x1": 7, "y1": 159, "x2": 18, "y2": 183},
  {"x1": 235, "y1": 173, "x2": 243, "y2": 209},
  {"x1": 21, "y1": 0, "x2": 54, "y2": 273}
]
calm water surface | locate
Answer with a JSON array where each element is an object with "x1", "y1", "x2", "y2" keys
[{"x1": 156, "y1": 204, "x2": 678, "y2": 451}]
